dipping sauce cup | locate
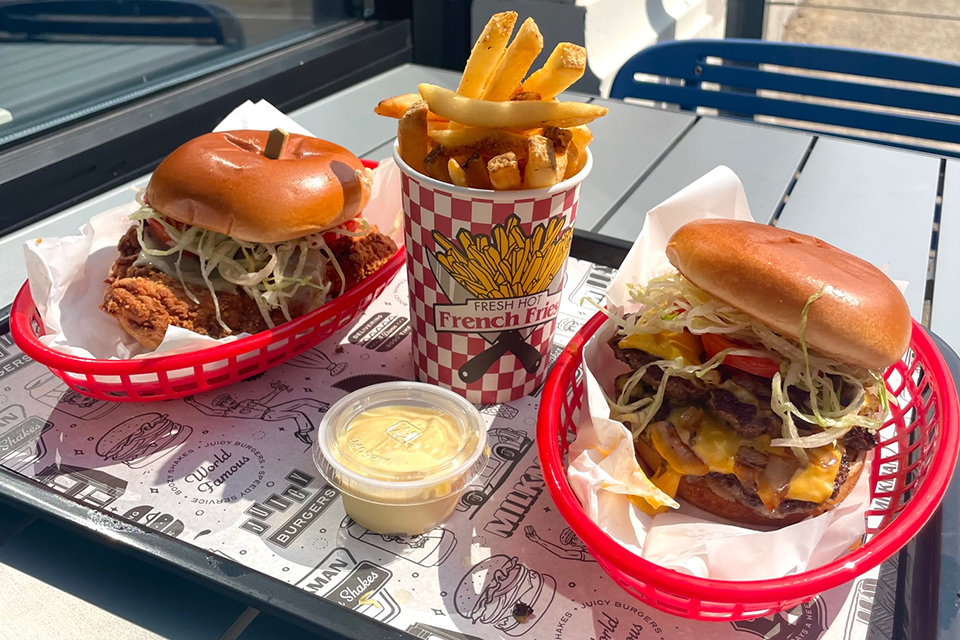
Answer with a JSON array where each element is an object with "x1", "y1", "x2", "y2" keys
[{"x1": 313, "y1": 382, "x2": 489, "y2": 535}]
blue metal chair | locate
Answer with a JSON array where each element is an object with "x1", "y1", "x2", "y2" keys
[
  {"x1": 0, "y1": 0, "x2": 243, "y2": 46},
  {"x1": 610, "y1": 39, "x2": 960, "y2": 155}
]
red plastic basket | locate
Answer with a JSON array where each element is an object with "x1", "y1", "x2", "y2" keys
[
  {"x1": 538, "y1": 311, "x2": 960, "y2": 621},
  {"x1": 10, "y1": 159, "x2": 405, "y2": 402}
]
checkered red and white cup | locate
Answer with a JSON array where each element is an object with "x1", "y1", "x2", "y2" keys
[{"x1": 393, "y1": 141, "x2": 593, "y2": 403}]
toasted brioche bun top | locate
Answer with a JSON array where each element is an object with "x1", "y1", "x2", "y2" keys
[
  {"x1": 145, "y1": 131, "x2": 372, "y2": 243},
  {"x1": 665, "y1": 219, "x2": 911, "y2": 370}
]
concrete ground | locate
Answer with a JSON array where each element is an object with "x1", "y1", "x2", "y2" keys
[{"x1": 778, "y1": 0, "x2": 960, "y2": 62}]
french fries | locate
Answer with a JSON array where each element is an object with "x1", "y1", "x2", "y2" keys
[
  {"x1": 567, "y1": 124, "x2": 593, "y2": 177},
  {"x1": 542, "y1": 126, "x2": 572, "y2": 154},
  {"x1": 570, "y1": 124, "x2": 594, "y2": 150},
  {"x1": 374, "y1": 93, "x2": 421, "y2": 119},
  {"x1": 398, "y1": 101, "x2": 429, "y2": 174},
  {"x1": 481, "y1": 17, "x2": 543, "y2": 101},
  {"x1": 521, "y1": 43, "x2": 587, "y2": 99},
  {"x1": 448, "y1": 158, "x2": 469, "y2": 187},
  {"x1": 376, "y1": 93, "x2": 448, "y2": 122},
  {"x1": 428, "y1": 127, "x2": 530, "y2": 159},
  {"x1": 377, "y1": 13, "x2": 604, "y2": 189},
  {"x1": 462, "y1": 152, "x2": 493, "y2": 189},
  {"x1": 488, "y1": 152, "x2": 522, "y2": 190},
  {"x1": 423, "y1": 145, "x2": 452, "y2": 183},
  {"x1": 419, "y1": 84, "x2": 607, "y2": 129},
  {"x1": 525, "y1": 135, "x2": 563, "y2": 189},
  {"x1": 458, "y1": 11, "x2": 517, "y2": 98},
  {"x1": 564, "y1": 142, "x2": 580, "y2": 180}
]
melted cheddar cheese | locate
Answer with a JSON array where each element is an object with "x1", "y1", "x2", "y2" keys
[
  {"x1": 619, "y1": 331, "x2": 702, "y2": 365},
  {"x1": 664, "y1": 409, "x2": 842, "y2": 506}
]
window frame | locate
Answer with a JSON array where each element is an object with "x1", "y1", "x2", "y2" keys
[{"x1": 0, "y1": 18, "x2": 412, "y2": 237}]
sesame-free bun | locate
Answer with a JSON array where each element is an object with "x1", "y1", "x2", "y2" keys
[
  {"x1": 666, "y1": 219, "x2": 911, "y2": 370},
  {"x1": 145, "y1": 131, "x2": 372, "y2": 243}
]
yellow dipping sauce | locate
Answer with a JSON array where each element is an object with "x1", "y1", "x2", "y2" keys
[
  {"x1": 340, "y1": 406, "x2": 464, "y2": 477},
  {"x1": 314, "y1": 383, "x2": 488, "y2": 536}
]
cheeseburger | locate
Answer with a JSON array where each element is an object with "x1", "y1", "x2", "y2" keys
[
  {"x1": 610, "y1": 220, "x2": 910, "y2": 526},
  {"x1": 101, "y1": 130, "x2": 397, "y2": 349}
]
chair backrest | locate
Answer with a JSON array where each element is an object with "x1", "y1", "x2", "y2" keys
[
  {"x1": 610, "y1": 39, "x2": 960, "y2": 153},
  {"x1": 0, "y1": 0, "x2": 243, "y2": 46}
]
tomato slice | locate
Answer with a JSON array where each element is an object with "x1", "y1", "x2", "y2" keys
[
  {"x1": 322, "y1": 217, "x2": 362, "y2": 245},
  {"x1": 146, "y1": 218, "x2": 174, "y2": 246},
  {"x1": 701, "y1": 333, "x2": 782, "y2": 378}
]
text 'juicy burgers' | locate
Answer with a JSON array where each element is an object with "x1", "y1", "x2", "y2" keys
[
  {"x1": 101, "y1": 130, "x2": 398, "y2": 349},
  {"x1": 609, "y1": 219, "x2": 911, "y2": 526}
]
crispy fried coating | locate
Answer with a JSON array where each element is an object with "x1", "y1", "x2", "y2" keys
[
  {"x1": 324, "y1": 230, "x2": 400, "y2": 295},
  {"x1": 101, "y1": 225, "x2": 397, "y2": 350}
]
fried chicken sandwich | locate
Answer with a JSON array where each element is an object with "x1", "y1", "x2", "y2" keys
[
  {"x1": 101, "y1": 130, "x2": 397, "y2": 349},
  {"x1": 609, "y1": 220, "x2": 910, "y2": 526}
]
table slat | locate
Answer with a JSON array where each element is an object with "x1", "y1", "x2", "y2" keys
[
  {"x1": 599, "y1": 118, "x2": 811, "y2": 239},
  {"x1": 576, "y1": 99, "x2": 694, "y2": 231},
  {"x1": 932, "y1": 160, "x2": 960, "y2": 348},
  {"x1": 776, "y1": 138, "x2": 939, "y2": 319},
  {"x1": 289, "y1": 64, "x2": 462, "y2": 156},
  {"x1": 363, "y1": 139, "x2": 397, "y2": 163}
]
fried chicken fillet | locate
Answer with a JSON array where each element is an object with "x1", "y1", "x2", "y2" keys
[{"x1": 101, "y1": 226, "x2": 397, "y2": 350}]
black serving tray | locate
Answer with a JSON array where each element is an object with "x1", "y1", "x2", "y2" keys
[{"x1": 0, "y1": 242, "x2": 958, "y2": 640}]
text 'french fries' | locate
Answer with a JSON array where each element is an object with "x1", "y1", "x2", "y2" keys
[
  {"x1": 433, "y1": 215, "x2": 572, "y2": 299},
  {"x1": 375, "y1": 13, "x2": 606, "y2": 189}
]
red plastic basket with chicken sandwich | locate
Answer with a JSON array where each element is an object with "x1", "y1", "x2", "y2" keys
[
  {"x1": 537, "y1": 310, "x2": 960, "y2": 621},
  {"x1": 10, "y1": 159, "x2": 404, "y2": 402}
]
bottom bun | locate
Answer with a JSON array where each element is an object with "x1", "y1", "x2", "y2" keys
[{"x1": 677, "y1": 456, "x2": 865, "y2": 527}]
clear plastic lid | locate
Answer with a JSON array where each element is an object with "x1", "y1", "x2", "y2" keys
[{"x1": 314, "y1": 382, "x2": 489, "y2": 505}]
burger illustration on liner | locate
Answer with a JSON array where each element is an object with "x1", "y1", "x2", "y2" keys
[
  {"x1": 609, "y1": 219, "x2": 911, "y2": 526},
  {"x1": 454, "y1": 555, "x2": 556, "y2": 636},
  {"x1": 96, "y1": 413, "x2": 192, "y2": 469},
  {"x1": 100, "y1": 130, "x2": 398, "y2": 350}
]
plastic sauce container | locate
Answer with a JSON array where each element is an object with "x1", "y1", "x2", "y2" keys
[{"x1": 314, "y1": 382, "x2": 489, "y2": 535}]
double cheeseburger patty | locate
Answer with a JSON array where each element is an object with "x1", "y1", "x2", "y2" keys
[
  {"x1": 100, "y1": 131, "x2": 397, "y2": 349},
  {"x1": 610, "y1": 220, "x2": 911, "y2": 527}
]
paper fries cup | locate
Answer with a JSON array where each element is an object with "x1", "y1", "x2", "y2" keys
[{"x1": 393, "y1": 141, "x2": 593, "y2": 403}]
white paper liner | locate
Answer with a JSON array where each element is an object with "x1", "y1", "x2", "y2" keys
[
  {"x1": 568, "y1": 166, "x2": 882, "y2": 581},
  {"x1": 23, "y1": 100, "x2": 404, "y2": 362}
]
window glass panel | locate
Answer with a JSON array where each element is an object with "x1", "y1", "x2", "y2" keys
[{"x1": 0, "y1": 0, "x2": 365, "y2": 147}]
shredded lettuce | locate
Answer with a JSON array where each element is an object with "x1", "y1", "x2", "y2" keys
[
  {"x1": 610, "y1": 271, "x2": 890, "y2": 457},
  {"x1": 130, "y1": 193, "x2": 353, "y2": 333}
]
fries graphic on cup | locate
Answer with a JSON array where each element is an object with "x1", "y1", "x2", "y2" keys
[
  {"x1": 376, "y1": 12, "x2": 606, "y2": 190},
  {"x1": 433, "y1": 216, "x2": 571, "y2": 299},
  {"x1": 429, "y1": 216, "x2": 571, "y2": 382}
]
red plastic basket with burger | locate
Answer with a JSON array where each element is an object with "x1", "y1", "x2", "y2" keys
[
  {"x1": 537, "y1": 166, "x2": 959, "y2": 616},
  {"x1": 13, "y1": 103, "x2": 404, "y2": 401}
]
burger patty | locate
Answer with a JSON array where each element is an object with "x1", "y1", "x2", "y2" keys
[
  {"x1": 634, "y1": 417, "x2": 862, "y2": 521},
  {"x1": 680, "y1": 447, "x2": 856, "y2": 519},
  {"x1": 102, "y1": 225, "x2": 397, "y2": 349},
  {"x1": 609, "y1": 335, "x2": 878, "y2": 451}
]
